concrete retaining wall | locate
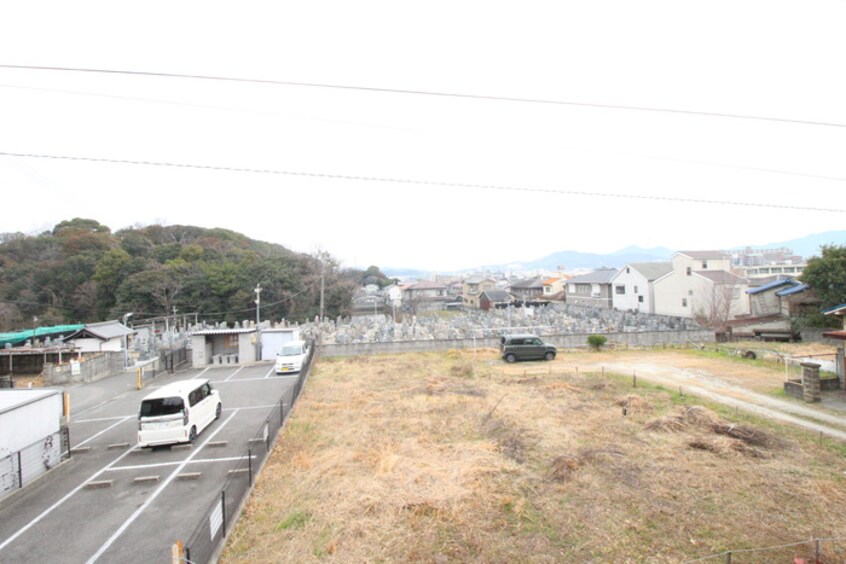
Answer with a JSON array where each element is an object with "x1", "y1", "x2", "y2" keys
[
  {"x1": 318, "y1": 329, "x2": 715, "y2": 358},
  {"x1": 44, "y1": 352, "x2": 123, "y2": 385}
]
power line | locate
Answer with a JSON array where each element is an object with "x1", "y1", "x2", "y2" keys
[
  {"x1": 1, "y1": 150, "x2": 843, "y2": 214},
  {"x1": 1, "y1": 63, "x2": 843, "y2": 129}
]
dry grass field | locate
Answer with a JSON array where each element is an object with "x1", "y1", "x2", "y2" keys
[{"x1": 222, "y1": 349, "x2": 846, "y2": 563}]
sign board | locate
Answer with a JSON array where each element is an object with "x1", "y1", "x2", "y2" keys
[{"x1": 70, "y1": 361, "x2": 81, "y2": 376}]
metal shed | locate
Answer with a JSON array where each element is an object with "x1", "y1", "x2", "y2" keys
[{"x1": 0, "y1": 389, "x2": 65, "y2": 500}]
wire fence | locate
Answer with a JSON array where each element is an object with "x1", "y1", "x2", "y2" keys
[
  {"x1": 179, "y1": 346, "x2": 315, "y2": 564},
  {"x1": 0, "y1": 426, "x2": 71, "y2": 502},
  {"x1": 683, "y1": 536, "x2": 846, "y2": 562}
]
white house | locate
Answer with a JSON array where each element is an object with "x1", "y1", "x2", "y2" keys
[
  {"x1": 611, "y1": 262, "x2": 673, "y2": 314},
  {"x1": 653, "y1": 251, "x2": 749, "y2": 323},
  {"x1": 64, "y1": 320, "x2": 136, "y2": 353}
]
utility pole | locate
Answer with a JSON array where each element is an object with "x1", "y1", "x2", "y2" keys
[
  {"x1": 254, "y1": 284, "x2": 262, "y2": 326},
  {"x1": 319, "y1": 257, "x2": 325, "y2": 322}
]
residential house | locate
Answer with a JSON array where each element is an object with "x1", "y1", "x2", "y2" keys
[
  {"x1": 610, "y1": 262, "x2": 673, "y2": 314},
  {"x1": 542, "y1": 276, "x2": 567, "y2": 302},
  {"x1": 510, "y1": 277, "x2": 546, "y2": 304},
  {"x1": 653, "y1": 251, "x2": 750, "y2": 323},
  {"x1": 480, "y1": 290, "x2": 512, "y2": 311},
  {"x1": 726, "y1": 277, "x2": 813, "y2": 340},
  {"x1": 64, "y1": 320, "x2": 136, "y2": 353},
  {"x1": 565, "y1": 268, "x2": 618, "y2": 309},
  {"x1": 462, "y1": 277, "x2": 496, "y2": 309},
  {"x1": 402, "y1": 281, "x2": 449, "y2": 312}
]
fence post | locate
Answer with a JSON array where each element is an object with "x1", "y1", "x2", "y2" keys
[
  {"x1": 816, "y1": 538, "x2": 820, "y2": 562},
  {"x1": 248, "y1": 447, "x2": 253, "y2": 487},
  {"x1": 17, "y1": 451, "x2": 23, "y2": 489},
  {"x1": 726, "y1": 551, "x2": 731, "y2": 564}
]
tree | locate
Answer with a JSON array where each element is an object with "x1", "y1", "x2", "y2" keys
[
  {"x1": 694, "y1": 279, "x2": 744, "y2": 329},
  {"x1": 802, "y1": 245, "x2": 846, "y2": 309}
]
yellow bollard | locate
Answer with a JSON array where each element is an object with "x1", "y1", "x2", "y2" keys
[{"x1": 137, "y1": 368, "x2": 142, "y2": 390}]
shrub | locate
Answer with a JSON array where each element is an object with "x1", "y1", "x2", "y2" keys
[{"x1": 587, "y1": 334, "x2": 607, "y2": 351}]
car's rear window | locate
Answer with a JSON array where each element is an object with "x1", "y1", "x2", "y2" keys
[{"x1": 140, "y1": 397, "x2": 184, "y2": 417}]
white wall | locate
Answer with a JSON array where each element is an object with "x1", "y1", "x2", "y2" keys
[
  {"x1": 611, "y1": 269, "x2": 651, "y2": 313},
  {"x1": 71, "y1": 337, "x2": 123, "y2": 353},
  {"x1": 0, "y1": 391, "x2": 62, "y2": 454}
]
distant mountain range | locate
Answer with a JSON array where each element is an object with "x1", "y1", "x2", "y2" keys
[{"x1": 384, "y1": 230, "x2": 846, "y2": 278}]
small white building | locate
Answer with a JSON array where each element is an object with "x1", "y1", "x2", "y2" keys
[
  {"x1": 260, "y1": 328, "x2": 301, "y2": 361},
  {"x1": 191, "y1": 327, "x2": 257, "y2": 366},
  {"x1": 1, "y1": 389, "x2": 64, "y2": 500},
  {"x1": 64, "y1": 320, "x2": 136, "y2": 353},
  {"x1": 611, "y1": 262, "x2": 673, "y2": 314}
]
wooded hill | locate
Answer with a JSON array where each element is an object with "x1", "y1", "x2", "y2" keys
[{"x1": 0, "y1": 218, "x2": 361, "y2": 331}]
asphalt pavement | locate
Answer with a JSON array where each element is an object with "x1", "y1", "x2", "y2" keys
[{"x1": 0, "y1": 362, "x2": 296, "y2": 563}]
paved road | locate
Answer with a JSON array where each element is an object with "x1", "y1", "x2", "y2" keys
[{"x1": 0, "y1": 362, "x2": 295, "y2": 563}]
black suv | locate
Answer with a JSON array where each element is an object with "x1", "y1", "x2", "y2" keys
[{"x1": 500, "y1": 334, "x2": 557, "y2": 363}]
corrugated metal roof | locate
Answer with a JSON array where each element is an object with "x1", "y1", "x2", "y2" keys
[
  {"x1": 822, "y1": 304, "x2": 846, "y2": 316},
  {"x1": 747, "y1": 278, "x2": 796, "y2": 295},
  {"x1": 822, "y1": 330, "x2": 846, "y2": 340},
  {"x1": 776, "y1": 283, "x2": 810, "y2": 297},
  {"x1": 191, "y1": 328, "x2": 256, "y2": 336}
]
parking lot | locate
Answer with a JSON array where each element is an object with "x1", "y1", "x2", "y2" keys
[{"x1": 0, "y1": 362, "x2": 296, "y2": 563}]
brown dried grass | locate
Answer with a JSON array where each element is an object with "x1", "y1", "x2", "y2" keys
[{"x1": 222, "y1": 350, "x2": 846, "y2": 563}]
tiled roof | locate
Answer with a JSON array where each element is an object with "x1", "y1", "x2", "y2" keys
[
  {"x1": 67, "y1": 320, "x2": 135, "y2": 341},
  {"x1": 482, "y1": 290, "x2": 511, "y2": 302},
  {"x1": 542, "y1": 277, "x2": 562, "y2": 285},
  {"x1": 510, "y1": 277, "x2": 545, "y2": 289},
  {"x1": 695, "y1": 270, "x2": 747, "y2": 284},
  {"x1": 567, "y1": 268, "x2": 618, "y2": 284},
  {"x1": 625, "y1": 262, "x2": 673, "y2": 281},
  {"x1": 678, "y1": 250, "x2": 730, "y2": 260},
  {"x1": 407, "y1": 281, "x2": 447, "y2": 290}
]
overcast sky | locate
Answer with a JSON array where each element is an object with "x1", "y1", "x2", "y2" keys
[{"x1": 1, "y1": 0, "x2": 844, "y2": 271}]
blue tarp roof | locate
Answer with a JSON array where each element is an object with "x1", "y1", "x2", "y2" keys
[
  {"x1": 822, "y1": 304, "x2": 846, "y2": 315},
  {"x1": 0, "y1": 324, "x2": 85, "y2": 348}
]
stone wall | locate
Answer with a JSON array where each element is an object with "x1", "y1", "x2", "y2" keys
[{"x1": 318, "y1": 329, "x2": 715, "y2": 358}]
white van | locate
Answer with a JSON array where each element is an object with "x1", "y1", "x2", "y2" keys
[
  {"x1": 137, "y1": 379, "x2": 222, "y2": 447},
  {"x1": 275, "y1": 340, "x2": 309, "y2": 374}
]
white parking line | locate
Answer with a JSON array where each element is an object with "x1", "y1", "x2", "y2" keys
[
  {"x1": 224, "y1": 366, "x2": 245, "y2": 382},
  {"x1": 75, "y1": 416, "x2": 133, "y2": 448},
  {"x1": 106, "y1": 455, "x2": 256, "y2": 472},
  {"x1": 190, "y1": 367, "x2": 211, "y2": 380},
  {"x1": 86, "y1": 410, "x2": 240, "y2": 564},
  {"x1": 0, "y1": 444, "x2": 138, "y2": 553},
  {"x1": 72, "y1": 404, "x2": 280, "y2": 422},
  {"x1": 264, "y1": 365, "x2": 276, "y2": 379},
  {"x1": 219, "y1": 375, "x2": 292, "y2": 384},
  {"x1": 74, "y1": 415, "x2": 131, "y2": 424}
]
